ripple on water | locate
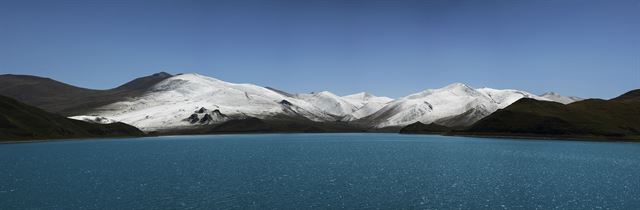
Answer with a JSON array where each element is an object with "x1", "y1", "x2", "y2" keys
[{"x1": 1, "y1": 134, "x2": 640, "y2": 209}]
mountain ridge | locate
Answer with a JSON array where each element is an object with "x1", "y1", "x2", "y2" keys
[
  {"x1": 1, "y1": 72, "x2": 585, "y2": 134},
  {"x1": 400, "y1": 89, "x2": 639, "y2": 141}
]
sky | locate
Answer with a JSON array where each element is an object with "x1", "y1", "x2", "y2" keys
[{"x1": 0, "y1": 0, "x2": 638, "y2": 99}]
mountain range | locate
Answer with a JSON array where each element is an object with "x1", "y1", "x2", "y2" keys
[
  {"x1": 3, "y1": 72, "x2": 635, "y2": 141},
  {"x1": 1, "y1": 72, "x2": 579, "y2": 131}
]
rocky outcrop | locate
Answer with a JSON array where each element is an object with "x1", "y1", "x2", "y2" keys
[
  {"x1": 184, "y1": 107, "x2": 229, "y2": 125},
  {"x1": 187, "y1": 114, "x2": 199, "y2": 123}
]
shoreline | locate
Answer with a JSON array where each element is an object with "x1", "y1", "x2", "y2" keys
[
  {"x1": 0, "y1": 135, "x2": 149, "y2": 144},
  {"x1": 2, "y1": 131, "x2": 638, "y2": 144},
  {"x1": 445, "y1": 133, "x2": 640, "y2": 142}
]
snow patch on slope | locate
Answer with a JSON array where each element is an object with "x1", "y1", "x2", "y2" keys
[
  {"x1": 69, "y1": 115, "x2": 119, "y2": 124},
  {"x1": 540, "y1": 92, "x2": 583, "y2": 104}
]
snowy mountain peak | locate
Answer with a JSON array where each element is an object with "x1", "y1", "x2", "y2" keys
[
  {"x1": 540, "y1": 92, "x2": 583, "y2": 104},
  {"x1": 344, "y1": 92, "x2": 373, "y2": 99},
  {"x1": 343, "y1": 92, "x2": 388, "y2": 101},
  {"x1": 316, "y1": 91, "x2": 339, "y2": 97},
  {"x1": 173, "y1": 73, "x2": 221, "y2": 81},
  {"x1": 408, "y1": 83, "x2": 479, "y2": 100},
  {"x1": 340, "y1": 92, "x2": 394, "y2": 121},
  {"x1": 442, "y1": 82, "x2": 471, "y2": 90},
  {"x1": 294, "y1": 91, "x2": 358, "y2": 116},
  {"x1": 440, "y1": 83, "x2": 477, "y2": 94}
]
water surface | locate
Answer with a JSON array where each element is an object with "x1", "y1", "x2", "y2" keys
[{"x1": 1, "y1": 134, "x2": 639, "y2": 209}]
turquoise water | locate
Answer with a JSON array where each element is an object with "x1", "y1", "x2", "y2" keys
[{"x1": 1, "y1": 134, "x2": 640, "y2": 209}]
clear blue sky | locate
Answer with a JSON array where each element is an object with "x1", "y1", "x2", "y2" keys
[{"x1": 0, "y1": 0, "x2": 638, "y2": 98}]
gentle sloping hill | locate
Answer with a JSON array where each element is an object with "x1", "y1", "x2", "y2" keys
[
  {"x1": 460, "y1": 89, "x2": 640, "y2": 140},
  {"x1": 612, "y1": 89, "x2": 640, "y2": 102},
  {"x1": 399, "y1": 122, "x2": 450, "y2": 134},
  {"x1": 0, "y1": 95, "x2": 144, "y2": 142},
  {"x1": 0, "y1": 72, "x2": 172, "y2": 115}
]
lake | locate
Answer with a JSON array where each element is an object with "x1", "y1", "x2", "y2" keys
[{"x1": 1, "y1": 134, "x2": 640, "y2": 209}]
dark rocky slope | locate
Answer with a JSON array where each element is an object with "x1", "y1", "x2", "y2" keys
[
  {"x1": 0, "y1": 95, "x2": 144, "y2": 142},
  {"x1": 0, "y1": 72, "x2": 171, "y2": 115}
]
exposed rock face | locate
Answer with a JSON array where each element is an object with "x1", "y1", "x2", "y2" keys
[
  {"x1": 279, "y1": 100, "x2": 293, "y2": 106},
  {"x1": 184, "y1": 107, "x2": 230, "y2": 125},
  {"x1": 199, "y1": 114, "x2": 212, "y2": 123},
  {"x1": 187, "y1": 114, "x2": 199, "y2": 123},
  {"x1": 211, "y1": 109, "x2": 228, "y2": 119}
]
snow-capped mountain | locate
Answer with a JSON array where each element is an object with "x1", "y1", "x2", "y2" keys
[
  {"x1": 85, "y1": 73, "x2": 392, "y2": 131},
  {"x1": 293, "y1": 91, "x2": 359, "y2": 117},
  {"x1": 89, "y1": 73, "x2": 330, "y2": 131},
  {"x1": 292, "y1": 91, "x2": 393, "y2": 120},
  {"x1": 540, "y1": 92, "x2": 583, "y2": 104},
  {"x1": 67, "y1": 72, "x2": 583, "y2": 132},
  {"x1": 341, "y1": 92, "x2": 393, "y2": 120},
  {"x1": 358, "y1": 83, "x2": 550, "y2": 128}
]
